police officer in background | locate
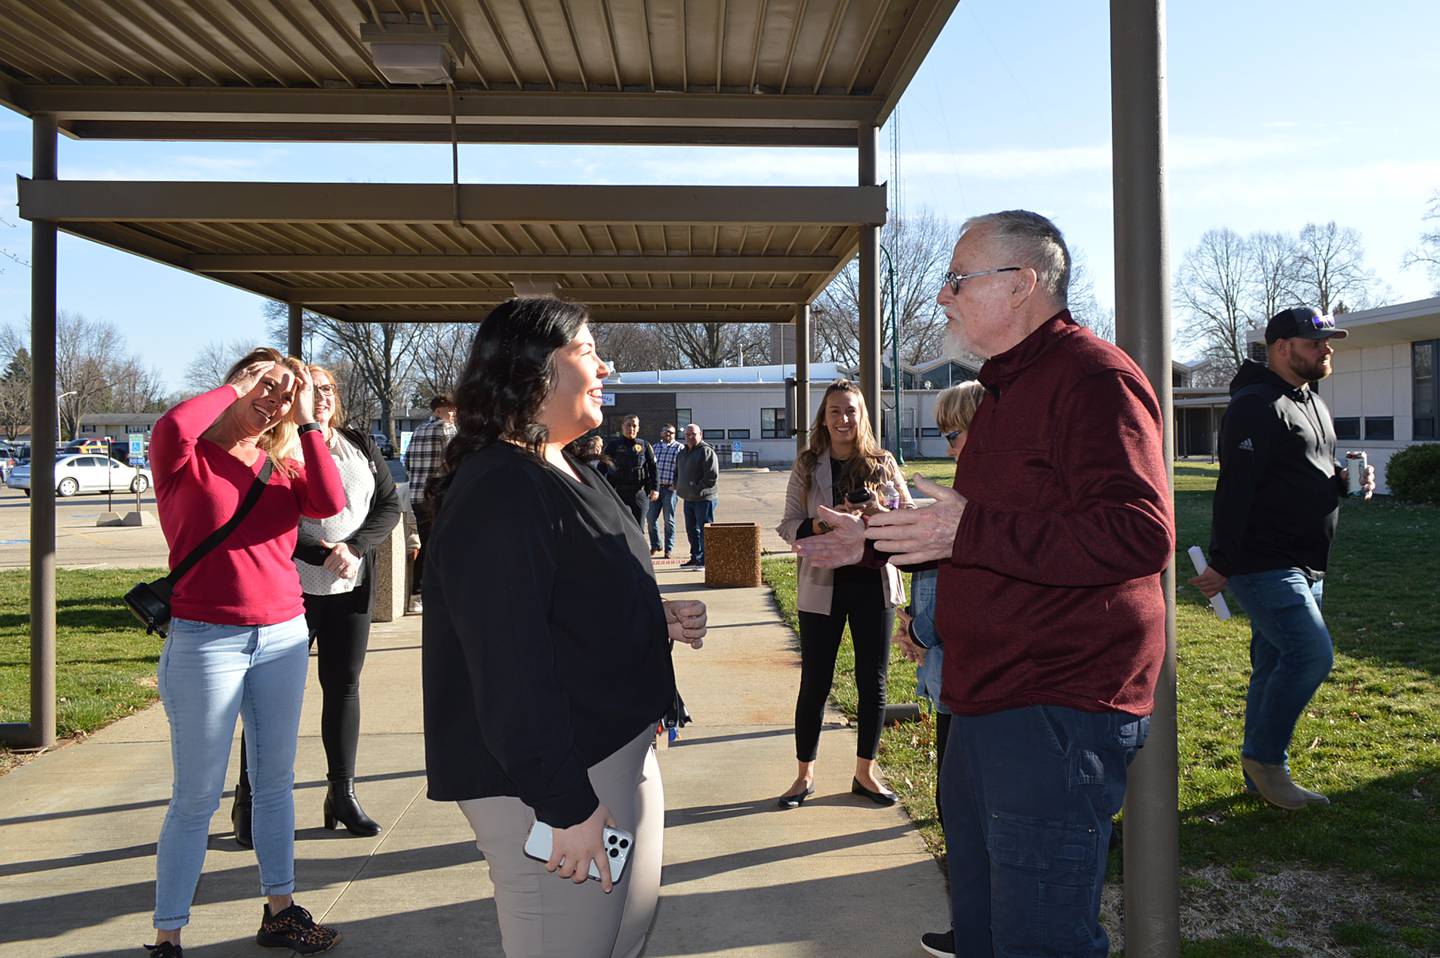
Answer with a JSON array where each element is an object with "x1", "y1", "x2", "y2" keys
[{"x1": 604, "y1": 414, "x2": 658, "y2": 527}]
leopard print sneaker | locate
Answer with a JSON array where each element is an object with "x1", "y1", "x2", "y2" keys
[{"x1": 256, "y1": 903, "x2": 341, "y2": 954}]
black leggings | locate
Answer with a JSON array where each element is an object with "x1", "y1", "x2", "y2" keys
[
  {"x1": 794, "y1": 577, "x2": 894, "y2": 762},
  {"x1": 239, "y1": 587, "x2": 373, "y2": 786}
]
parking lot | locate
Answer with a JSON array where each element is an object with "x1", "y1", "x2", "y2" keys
[{"x1": 0, "y1": 486, "x2": 168, "y2": 570}]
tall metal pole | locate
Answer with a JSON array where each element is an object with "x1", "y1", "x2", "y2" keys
[
  {"x1": 879, "y1": 243, "x2": 904, "y2": 463},
  {"x1": 2, "y1": 114, "x2": 59, "y2": 749},
  {"x1": 794, "y1": 303, "x2": 811, "y2": 457},
  {"x1": 858, "y1": 127, "x2": 882, "y2": 438},
  {"x1": 287, "y1": 302, "x2": 303, "y2": 358},
  {"x1": 1111, "y1": 1, "x2": 1179, "y2": 954}
]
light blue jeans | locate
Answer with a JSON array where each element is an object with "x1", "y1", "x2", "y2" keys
[
  {"x1": 906, "y1": 569, "x2": 949, "y2": 716},
  {"x1": 647, "y1": 486, "x2": 677, "y2": 553},
  {"x1": 154, "y1": 615, "x2": 310, "y2": 930},
  {"x1": 1226, "y1": 568, "x2": 1333, "y2": 769}
]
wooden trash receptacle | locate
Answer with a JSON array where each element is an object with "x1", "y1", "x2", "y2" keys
[{"x1": 703, "y1": 522, "x2": 762, "y2": 587}]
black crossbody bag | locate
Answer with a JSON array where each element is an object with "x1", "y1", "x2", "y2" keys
[{"x1": 124, "y1": 459, "x2": 275, "y2": 638}]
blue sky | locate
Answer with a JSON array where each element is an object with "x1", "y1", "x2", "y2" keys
[{"x1": 3, "y1": 0, "x2": 1439, "y2": 391}]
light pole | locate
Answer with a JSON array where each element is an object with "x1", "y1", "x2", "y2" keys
[
  {"x1": 56, "y1": 390, "x2": 76, "y2": 444},
  {"x1": 877, "y1": 243, "x2": 904, "y2": 464}
]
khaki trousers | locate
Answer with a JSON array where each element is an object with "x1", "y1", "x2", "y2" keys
[{"x1": 458, "y1": 725, "x2": 663, "y2": 958}]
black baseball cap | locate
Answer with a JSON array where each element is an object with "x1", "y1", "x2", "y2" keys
[{"x1": 1265, "y1": 306, "x2": 1348, "y2": 344}]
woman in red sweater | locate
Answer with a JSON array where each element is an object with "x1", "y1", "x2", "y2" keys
[{"x1": 145, "y1": 348, "x2": 346, "y2": 958}]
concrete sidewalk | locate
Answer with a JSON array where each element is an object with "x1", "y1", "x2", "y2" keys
[{"x1": 0, "y1": 564, "x2": 947, "y2": 957}]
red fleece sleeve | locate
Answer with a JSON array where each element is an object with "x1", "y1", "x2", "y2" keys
[{"x1": 954, "y1": 370, "x2": 1174, "y2": 587}]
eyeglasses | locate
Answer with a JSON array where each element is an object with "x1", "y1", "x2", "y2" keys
[
  {"x1": 315, "y1": 384, "x2": 336, "y2": 396},
  {"x1": 941, "y1": 266, "x2": 1022, "y2": 296},
  {"x1": 944, "y1": 430, "x2": 963, "y2": 444}
]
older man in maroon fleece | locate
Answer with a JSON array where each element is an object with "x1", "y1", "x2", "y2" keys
[{"x1": 797, "y1": 210, "x2": 1173, "y2": 958}]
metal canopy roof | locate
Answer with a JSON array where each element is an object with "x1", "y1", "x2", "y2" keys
[
  {"x1": 0, "y1": 0, "x2": 957, "y2": 146},
  {"x1": 18, "y1": 178, "x2": 886, "y2": 323}
]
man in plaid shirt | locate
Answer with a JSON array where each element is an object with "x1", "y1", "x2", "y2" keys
[
  {"x1": 402, "y1": 394, "x2": 457, "y2": 612},
  {"x1": 648, "y1": 423, "x2": 684, "y2": 558}
]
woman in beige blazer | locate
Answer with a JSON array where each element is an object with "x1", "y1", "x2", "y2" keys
[{"x1": 775, "y1": 380, "x2": 913, "y2": 809}]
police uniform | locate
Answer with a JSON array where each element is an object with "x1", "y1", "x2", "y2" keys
[{"x1": 603, "y1": 434, "x2": 657, "y2": 527}]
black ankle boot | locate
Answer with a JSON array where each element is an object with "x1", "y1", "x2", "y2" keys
[
  {"x1": 323, "y1": 776, "x2": 381, "y2": 837},
  {"x1": 231, "y1": 781, "x2": 253, "y2": 849}
]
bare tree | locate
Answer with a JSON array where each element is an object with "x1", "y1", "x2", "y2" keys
[
  {"x1": 1068, "y1": 248, "x2": 1114, "y2": 343},
  {"x1": 264, "y1": 303, "x2": 422, "y2": 445},
  {"x1": 591, "y1": 323, "x2": 678, "y2": 372},
  {"x1": 1294, "y1": 221, "x2": 1376, "y2": 313},
  {"x1": 1249, "y1": 230, "x2": 1303, "y2": 322},
  {"x1": 655, "y1": 321, "x2": 771, "y2": 369},
  {"x1": 409, "y1": 322, "x2": 477, "y2": 399},
  {"x1": 1174, "y1": 228, "x2": 1257, "y2": 381},
  {"x1": 54, "y1": 312, "x2": 128, "y2": 441},
  {"x1": 184, "y1": 339, "x2": 254, "y2": 393},
  {"x1": 814, "y1": 209, "x2": 958, "y2": 367},
  {"x1": 108, "y1": 357, "x2": 169, "y2": 412},
  {"x1": 1402, "y1": 190, "x2": 1440, "y2": 294}
]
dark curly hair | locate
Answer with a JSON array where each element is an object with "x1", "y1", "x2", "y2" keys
[{"x1": 427, "y1": 297, "x2": 591, "y2": 508}]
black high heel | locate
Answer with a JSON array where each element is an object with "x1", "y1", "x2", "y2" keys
[
  {"x1": 323, "y1": 776, "x2": 381, "y2": 837},
  {"x1": 231, "y1": 780, "x2": 253, "y2": 849}
]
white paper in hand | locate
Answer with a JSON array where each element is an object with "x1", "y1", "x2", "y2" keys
[{"x1": 1187, "y1": 546, "x2": 1231, "y2": 620}]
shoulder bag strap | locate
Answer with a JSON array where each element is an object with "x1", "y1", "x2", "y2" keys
[{"x1": 167, "y1": 457, "x2": 276, "y2": 584}]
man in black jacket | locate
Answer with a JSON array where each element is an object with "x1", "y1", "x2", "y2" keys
[
  {"x1": 1190, "y1": 306, "x2": 1373, "y2": 810},
  {"x1": 675, "y1": 424, "x2": 720, "y2": 568},
  {"x1": 604, "y1": 414, "x2": 658, "y2": 527}
]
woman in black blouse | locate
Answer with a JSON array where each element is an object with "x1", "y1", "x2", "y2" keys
[{"x1": 422, "y1": 298, "x2": 706, "y2": 958}]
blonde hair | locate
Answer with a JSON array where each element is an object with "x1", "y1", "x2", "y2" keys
[
  {"x1": 935, "y1": 381, "x2": 986, "y2": 435},
  {"x1": 308, "y1": 363, "x2": 344, "y2": 429},
  {"x1": 797, "y1": 379, "x2": 894, "y2": 494},
  {"x1": 223, "y1": 346, "x2": 306, "y2": 467}
]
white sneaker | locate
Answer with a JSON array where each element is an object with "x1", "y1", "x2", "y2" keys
[{"x1": 407, "y1": 596, "x2": 423, "y2": 614}]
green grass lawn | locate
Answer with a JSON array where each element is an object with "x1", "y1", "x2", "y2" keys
[
  {"x1": 764, "y1": 460, "x2": 1440, "y2": 955},
  {"x1": 0, "y1": 567, "x2": 166, "y2": 770}
]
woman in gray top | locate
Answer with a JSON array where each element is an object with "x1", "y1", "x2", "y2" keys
[{"x1": 230, "y1": 364, "x2": 401, "y2": 847}]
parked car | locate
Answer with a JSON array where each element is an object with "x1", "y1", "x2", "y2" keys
[
  {"x1": 6, "y1": 453, "x2": 154, "y2": 498},
  {"x1": 371, "y1": 432, "x2": 396, "y2": 459},
  {"x1": 62, "y1": 439, "x2": 110, "y2": 455}
]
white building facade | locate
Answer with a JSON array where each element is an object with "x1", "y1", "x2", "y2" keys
[{"x1": 604, "y1": 357, "x2": 983, "y2": 466}]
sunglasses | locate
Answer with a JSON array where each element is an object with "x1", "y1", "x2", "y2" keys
[
  {"x1": 944, "y1": 430, "x2": 963, "y2": 444},
  {"x1": 942, "y1": 266, "x2": 1022, "y2": 296},
  {"x1": 1307, "y1": 313, "x2": 1337, "y2": 331}
]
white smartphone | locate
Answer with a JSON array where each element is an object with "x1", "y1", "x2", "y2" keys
[{"x1": 523, "y1": 820, "x2": 633, "y2": 884}]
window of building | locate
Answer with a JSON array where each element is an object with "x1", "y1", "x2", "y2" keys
[
  {"x1": 920, "y1": 427, "x2": 942, "y2": 438},
  {"x1": 1414, "y1": 340, "x2": 1437, "y2": 440},
  {"x1": 675, "y1": 407, "x2": 693, "y2": 427},
  {"x1": 1363, "y1": 416, "x2": 1394, "y2": 441},
  {"x1": 727, "y1": 429, "x2": 750, "y2": 440},
  {"x1": 761, "y1": 408, "x2": 787, "y2": 439},
  {"x1": 1333, "y1": 417, "x2": 1360, "y2": 440}
]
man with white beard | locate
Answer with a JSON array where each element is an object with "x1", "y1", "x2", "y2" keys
[{"x1": 796, "y1": 210, "x2": 1174, "y2": 958}]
